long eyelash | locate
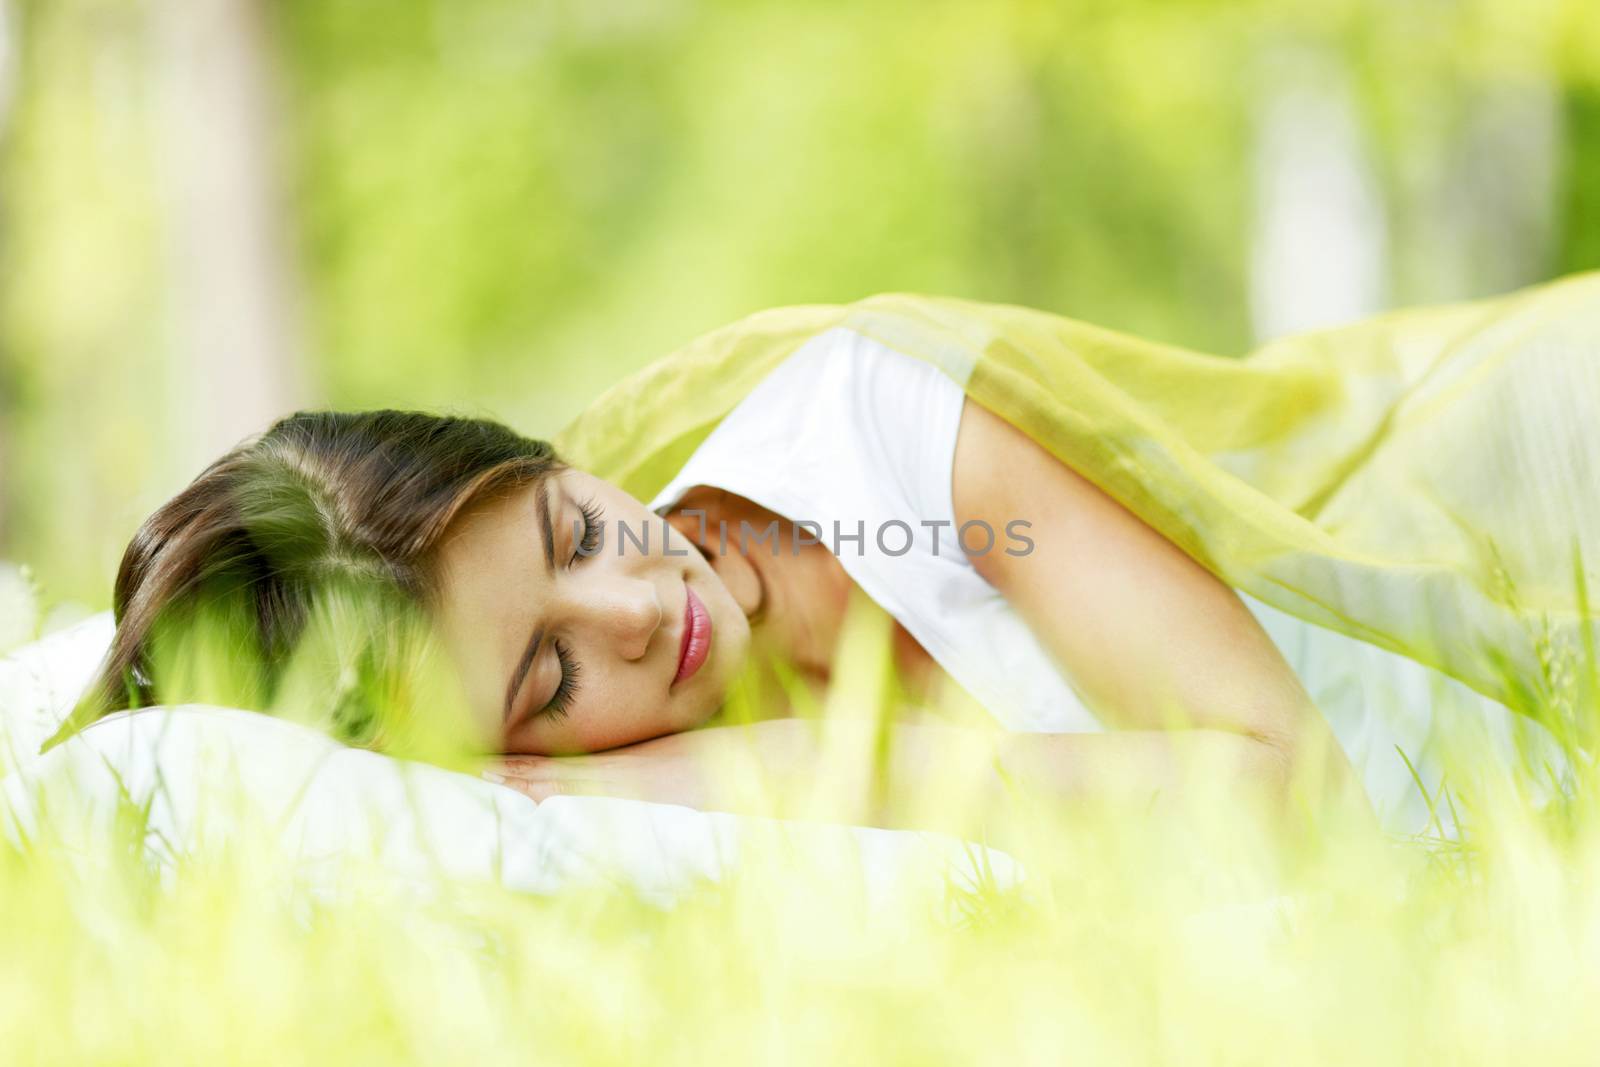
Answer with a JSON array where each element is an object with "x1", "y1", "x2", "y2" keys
[
  {"x1": 574, "y1": 495, "x2": 604, "y2": 561},
  {"x1": 543, "y1": 639, "x2": 581, "y2": 721},
  {"x1": 538, "y1": 496, "x2": 600, "y2": 725}
]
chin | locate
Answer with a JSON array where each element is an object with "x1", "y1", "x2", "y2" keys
[{"x1": 674, "y1": 674, "x2": 728, "y2": 732}]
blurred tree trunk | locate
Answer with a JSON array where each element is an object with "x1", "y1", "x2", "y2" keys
[
  {"x1": 1248, "y1": 43, "x2": 1388, "y2": 342},
  {"x1": 156, "y1": 0, "x2": 306, "y2": 473},
  {"x1": 1249, "y1": 39, "x2": 1561, "y2": 341}
]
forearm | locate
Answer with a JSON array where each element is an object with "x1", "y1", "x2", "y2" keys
[
  {"x1": 877, "y1": 718, "x2": 1371, "y2": 839},
  {"x1": 489, "y1": 715, "x2": 1371, "y2": 839}
]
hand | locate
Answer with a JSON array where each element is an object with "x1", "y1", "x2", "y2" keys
[
  {"x1": 483, "y1": 719, "x2": 820, "y2": 813},
  {"x1": 482, "y1": 716, "x2": 1008, "y2": 838}
]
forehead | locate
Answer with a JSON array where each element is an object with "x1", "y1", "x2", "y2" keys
[{"x1": 435, "y1": 474, "x2": 553, "y2": 579}]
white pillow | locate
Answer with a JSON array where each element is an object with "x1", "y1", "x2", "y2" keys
[
  {"x1": 0, "y1": 615, "x2": 1019, "y2": 907},
  {"x1": 0, "y1": 610, "x2": 116, "y2": 770}
]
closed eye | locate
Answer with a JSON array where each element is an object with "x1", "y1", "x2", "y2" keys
[
  {"x1": 573, "y1": 495, "x2": 604, "y2": 562},
  {"x1": 537, "y1": 496, "x2": 602, "y2": 722},
  {"x1": 541, "y1": 638, "x2": 580, "y2": 721}
]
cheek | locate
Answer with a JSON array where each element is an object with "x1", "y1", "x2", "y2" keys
[{"x1": 566, "y1": 678, "x2": 682, "y2": 752}]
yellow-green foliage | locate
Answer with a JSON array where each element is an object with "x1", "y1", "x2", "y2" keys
[
  {"x1": 6, "y1": 0, "x2": 1600, "y2": 606},
  {"x1": 4, "y1": 2, "x2": 1600, "y2": 1059},
  {"x1": 3, "y1": 592, "x2": 1598, "y2": 1066}
]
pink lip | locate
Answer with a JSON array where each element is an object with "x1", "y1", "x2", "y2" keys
[{"x1": 674, "y1": 583, "x2": 712, "y2": 685}]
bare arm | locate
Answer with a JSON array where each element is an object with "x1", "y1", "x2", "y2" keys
[
  {"x1": 950, "y1": 397, "x2": 1368, "y2": 819},
  {"x1": 484, "y1": 714, "x2": 1338, "y2": 844}
]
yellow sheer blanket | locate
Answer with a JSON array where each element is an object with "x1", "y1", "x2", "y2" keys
[{"x1": 555, "y1": 272, "x2": 1600, "y2": 722}]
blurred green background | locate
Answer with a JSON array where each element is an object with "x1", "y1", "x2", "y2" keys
[{"x1": 1, "y1": 0, "x2": 1597, "y2": 620}]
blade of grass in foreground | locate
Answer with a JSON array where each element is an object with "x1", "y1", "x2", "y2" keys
[{"x1": 0, "y1": 550, "x2": 1597, "y2": 1065}]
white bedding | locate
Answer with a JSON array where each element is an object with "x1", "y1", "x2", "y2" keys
[{"x1": 0, "y1": 614, "x2": 1019, "y2": 907}]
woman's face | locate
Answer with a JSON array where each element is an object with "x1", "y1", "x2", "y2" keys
[{"x1": 431, "y1": 467, "x2": 753, "y2": 755}]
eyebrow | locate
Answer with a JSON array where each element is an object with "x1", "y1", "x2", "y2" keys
[{"x1": 502, "y1": 481, "x2": 560, "y2": 724}]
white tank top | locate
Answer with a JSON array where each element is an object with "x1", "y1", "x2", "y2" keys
[{"x1": 648, "y1": 326, "x2": 1562, "y2": 834}]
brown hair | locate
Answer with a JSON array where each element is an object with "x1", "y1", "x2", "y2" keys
[{"x1": 46, "y1": 409, "x2": 560, "y2": 752}]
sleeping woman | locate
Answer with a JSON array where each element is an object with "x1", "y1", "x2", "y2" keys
[{"x1": 57, "y1": 277, "x2": 1598, "y2": 837}]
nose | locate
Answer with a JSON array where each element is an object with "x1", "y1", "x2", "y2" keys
[{"x1": 570, "y1": 574, "x2": 663, "y2": 662}]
